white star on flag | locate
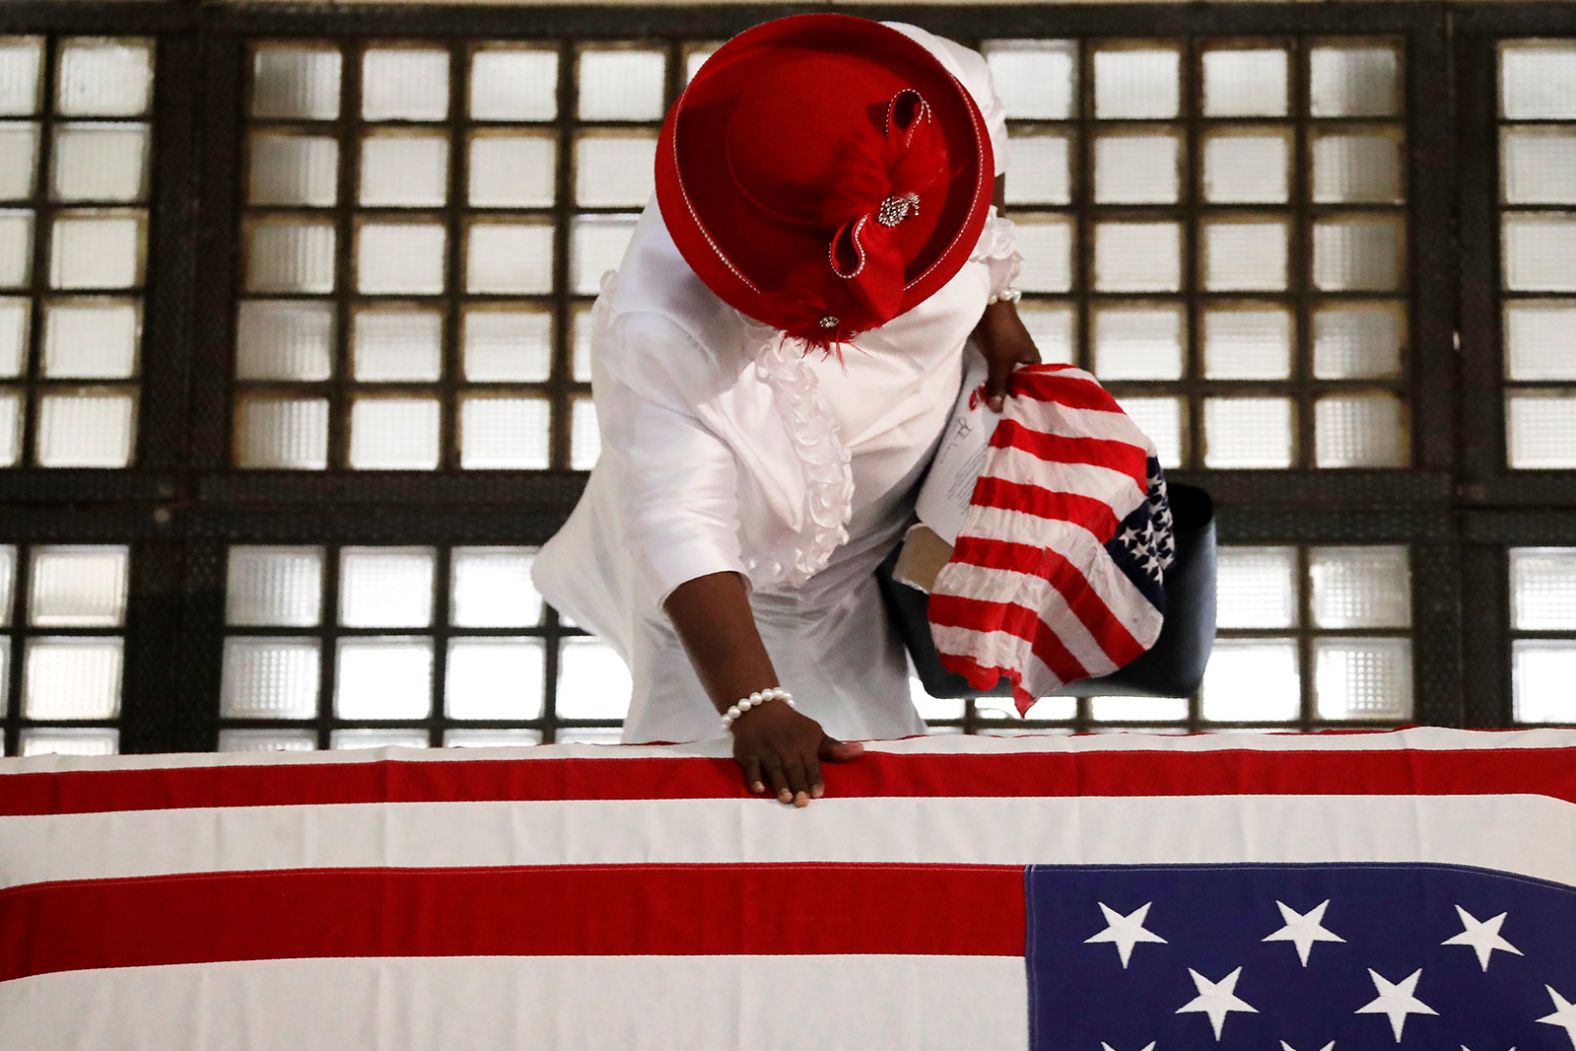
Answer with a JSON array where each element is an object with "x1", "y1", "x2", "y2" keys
[
  {"x1": 1280, "y1": 1042, "x2": 1335, "y2": 1051},
  {"x1": 1175, "y1": 966, "x2": 1258, "y2": 1040},
  {"x1": 1459, "y1": 1045, "x2": 1517, "y2": 1050},
  {"x1": 1101, "y1": 1043, "x2": 1156, "y2": 1051},
  {"x1": 1356, "y1": 968, "x2": 1438, "y2": 1042},
  {"x1": 1084, "y1": 901, "x2": 1167, "y2": 968},
  {"x1": 1539, "y1": 984, "x2": 1576, "y2": 1049},
  {"x1": 1441, "y1": 905, "x2": 1523, "y2": 972},
  {"x1": 1263, "y1": 899, "x2": 1346, "y2": 967}
]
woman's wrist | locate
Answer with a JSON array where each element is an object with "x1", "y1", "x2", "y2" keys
[
  {"x1": 721, "y1": 686, "x2": 796, "y2": 731},
  {"x1": 661, "y1": 572, "x2": 784, "y2": 718}
]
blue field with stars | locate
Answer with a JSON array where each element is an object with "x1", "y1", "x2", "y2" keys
[{"x1": 1025, "y1": 863, "x2": 1576, "y2": 1048}]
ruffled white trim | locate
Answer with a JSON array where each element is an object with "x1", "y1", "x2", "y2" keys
[
  {"x1": 735, "y1": 313, "x2": 855, "y2": 591},
  {"x1": 970, "y1": 205, "x2": 1024, "y2": 297}
]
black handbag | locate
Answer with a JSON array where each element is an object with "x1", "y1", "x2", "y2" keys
[{"x1": 877, "y1": 483, "x2": 1218, "y2": 699}]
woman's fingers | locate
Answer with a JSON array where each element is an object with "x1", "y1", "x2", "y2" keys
[
  {"x1": 804, "y1": 754, "x2": 824, "y2": 799},
  {"x1": 986, "y1": 364, "x2": 1010, "y2": 413},
  {"x1": 782, "y1": 755, "x2": 810, "y2": 807},
  {"x1": 762, "y1": 755, "x2": 791, "y2": 804},
  {"x1": 739, "y1": 754, "x2": 765, "y2": 795}
]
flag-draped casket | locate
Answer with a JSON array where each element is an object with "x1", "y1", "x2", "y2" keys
[{"x1": 3, "y1": 728, "x2": 1575, "y2": 1049}]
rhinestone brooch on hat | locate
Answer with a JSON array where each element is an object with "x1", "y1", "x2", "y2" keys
[
  {"x1": 875, "y1": 191, "x2": 920, "y2": 227},
  {"x1": 818, "y1": 315, "x2": 838, "y2": 329}
]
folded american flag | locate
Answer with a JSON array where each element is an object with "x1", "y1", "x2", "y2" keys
[
  {"x1": 929, "y1": 362, "x2": 1174, "y2": 714},
  {"x1": 2, "y1": 728, "x2": 1575, "y2": 1049}
]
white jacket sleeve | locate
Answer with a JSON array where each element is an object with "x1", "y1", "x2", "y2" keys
[{"x1": 592, "y1": 309, "x2": 753, "y2": 612}]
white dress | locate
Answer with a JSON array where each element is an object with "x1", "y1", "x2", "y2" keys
[{"x1": 530, "y1": 22, "x2": 1021, "y2": 744}]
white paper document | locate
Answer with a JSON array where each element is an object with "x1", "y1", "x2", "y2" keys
[{"x1": 914, "y1": 342, "x2": 1002, "y2": 545}]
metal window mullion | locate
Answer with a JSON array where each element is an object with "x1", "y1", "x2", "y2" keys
[
  {"x1": 139, "y1": 34, "x2": 197, "y2": 480},
  {"x1": 1462, "y1": 540, "x2": 1512, "y2": 728},
  {"x1": 549, "y1": 38, "x2": 574, "y2": 472},
  {"x1": 426, "y1": 544, "x2": 452, "y2": 746},
  {"x1": 1296, "y1": 543, "x2": 1315, "y2": 729},
  {"x1": 120, "y1": 537, "x2": 191, "y2": 752},
  {"x1": 440, "y1": 43, "x2": 466, "y2": 474},
  {"x1": 1402, "y1": 17, "x2": 1455, "y2": 474},
  {"x1": 21, "y1": 36, "x2": 59, "y2": 470},
  {"x1": 1410, "y1": 538, "x2": 1464, "y2": 726},
  {"x1": 1183, "y1": 34, "x2": 1202, "y2": 483},
  {"x1": 330, "y1": 41, "x2": 363, "y2": 473},
  {"x1": 317, "y1": 541, "x2": 341, "y2": 749},
  {"x1": 1454, "y1": 30, "x2": 1506, "y2": 488},
  {"x1": 1181, "y1": 35, "x2": 1205, "y2": 735},
  {"x1": 543, "y1": 607, "x2": 563, "y2": 744},
  {"x1": 1075, "y1": 38, "x2": 1094, "y2": 380},
  {"x1": 1291, "y1": 37, "x2": 1315, "y2": 473},
  {"x1": 2, "y1": 544, "x2": 30, "y2": 756}
]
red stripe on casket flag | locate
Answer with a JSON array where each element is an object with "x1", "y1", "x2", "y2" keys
[
  {"x1": 3, "y1": 746, "x2": 1576, "y2": 815},
  {"x1": 0, "y1": 864, "x2": 1026, "y2": 982}
]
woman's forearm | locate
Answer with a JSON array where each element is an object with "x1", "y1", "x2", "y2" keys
[{"x1": 661, "y1": 571, "x2": 780, "y2": 715}]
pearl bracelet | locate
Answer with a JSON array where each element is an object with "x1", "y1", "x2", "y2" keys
[
  {"x1": 721, "y1": 686, "x2": 795, "y2": 731},
  {"x1": 987, "y1": 286, "x2": 1023, "y2": 305}
]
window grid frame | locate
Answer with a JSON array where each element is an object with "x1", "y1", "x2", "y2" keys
[
  {"x1": 1458, "y1": 5, "x2": 1576, "y2": 502},
  {"x1": 194, "y1": 532, "x2": 620, "y2": 751},
  {"x1": 1029, "y1": 34, "x2": 1417, "y2": 472},
  {"x1": 0, "y1": 524, "x2": 182, "y2": 759},
  {"x1": 6, "y1": 4, "x2": 1573, "y2": 752},
  {"x1": 3, "y1": 31, "x2": 157, "y2": 475},
  {"x1": 1504, "y1": 545, "x2": 1576, "y2": 726}
]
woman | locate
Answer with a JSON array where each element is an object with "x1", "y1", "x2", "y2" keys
[{"x1": 531, "y1": 14, "x2": 1040, "y2": 805}]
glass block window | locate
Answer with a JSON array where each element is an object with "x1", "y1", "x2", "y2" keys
[
  {"x1": 233, "y1": 39, "x2": 658, "y2": 471},
  {"x1": 216, "y1": 543, "x2": 629, "y2": 749},
  {"x1": 1200, "y1": 543, "x2": 1414, "y2": 727},
  {"x1": 1509, "y1": 547, "x2": 1576, "y2": 724},
  {"x1": 0, "y1": 36, "x2": 152, "y2": 469},
  {"x1": 1498, "y1": 43, "x2": 1576, "y2": 469},
  {"x1": 0, "y1": 543, "x2": 128, "y2": 756},
  {"x1": 984, "y1": 38, "x2": 1411, "y2": 469}
]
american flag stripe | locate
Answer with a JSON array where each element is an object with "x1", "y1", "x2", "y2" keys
[
  {"x1": 946, "y1": 505, "x2": 1165, "y2": 641},
  {"x1": 929, "y1": 613, "x2": 1119, "y2": 691},
  {"x1": 931, "y1": 362, "x2": 1170, "y2": 713},
  {"x1": 969, "y1": 474, "x2": 1126, "y2": 539},
  {"x1": 990, "y1": 417, "x2": 1149, "y2": 489},
  {"x1": 1, "y1": 864, "x2": 1025, "y2": 982},
  {"x1": 931, "y1": 555, "x2": 1122, "y2": 676},
  {"x1": 945, "y1": 535, "x2": 1145, "y2": 668},
  {"x1": 1015, "y1": 400, "x2": 1157, "y2": 445},
  {"x1": 6, "y1": 790, "x2": 1573, "y2": 894},
  {"x1": 4, "y1": 735, "x2": 1575, "y2": 811},
  {"x1": 982, "y1": 446, "x2": 1148, "y2": 513},
  {"x1": 3, "y1": 956, "x2": 1029, "y2": 1051},
  {"x1": 1007, "y1": 367, "x2": 1132, "y2": 414},
  {"x1": 927, "y1": 592, "x2": 1094, "y2": 684}
]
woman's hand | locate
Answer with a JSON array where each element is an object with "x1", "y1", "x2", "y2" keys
[
  {"x1": 660, "y1": 573, "x2": 863, "y2": 807},
  {"x1": 974, "y1": 299, "x2": 1042, "y2": 414},
  {"x1": 730, "y1": 702, "x2": 865, "y2": 807}
]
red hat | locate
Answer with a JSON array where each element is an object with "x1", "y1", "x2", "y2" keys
[{"x1": 654, "y1": 14, "x2": 995, "y2": 358}]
